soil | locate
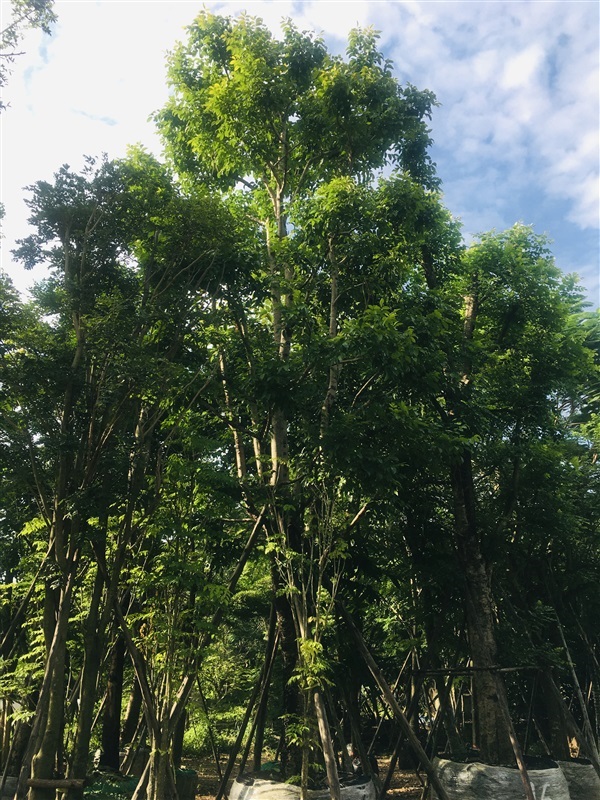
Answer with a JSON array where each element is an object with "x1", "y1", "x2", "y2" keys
[{"x1": 192, "y1": 756, "x2": 423, "y2": 800}]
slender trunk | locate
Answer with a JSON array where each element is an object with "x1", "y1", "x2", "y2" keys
[
  {"x1": 6, "y1": 718, "x2": 30, "y2": 778},
  {"x1": 100, "y1": 636, "x2": 126, "y2": 769},
  {"x1": 300, "y1": 694, "x2": 309, "y2": 800},
  {"x1": 23, "y1": 572, "x2": 76, "y2": 800},
  {"x1": 146, "y1": 717, "x2": 171, "y2": 800},
  {"x1": 215, "y1": 665, "x2": 265, "y2": 800},
  {"x1": 219, "y1": 348, "x2": 247, "y2": 481},
  {"x1": 324, "y1": 688, "x2": 353, "y2": 774},
  {"x1": 0, "y1": 700, "x2": 8, "y2": 772},
  {"x1": 252, "y1": 604, "x2": 278, "y2": 772},
  {"x1": 272, "y1": 567, "x2": 301, "y2": 779},
  {"x1": 314, "y1": 691, "x2": 340, "y2": 800},
  {"x1": 197, "y1": 681, "x2": 222, "y2": 780},
  {"x1": 67, "y1": 565, "x2": 106, "y2": 799},
  {"x1": 241, "y1": 627, "x2": 280, "y2": 775},
  {"x1": 122, "y1": 677, "x2": 143, "y2": 748},
  {"x1": 172, "y1": 711, "x2": 186, "y2": 770}
]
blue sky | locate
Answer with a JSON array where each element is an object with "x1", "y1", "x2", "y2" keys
[{"x1": 1, "y1": 0, "x2": 598, "y2": 305}]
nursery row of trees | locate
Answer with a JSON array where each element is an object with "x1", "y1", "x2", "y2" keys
[{"x1": 1, "y1": 12, "x2": 600, "y2": 800}]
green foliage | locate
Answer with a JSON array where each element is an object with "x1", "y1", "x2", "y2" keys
[{"x1": 157, "y1": 11, "x2": 438, "y2": 195}]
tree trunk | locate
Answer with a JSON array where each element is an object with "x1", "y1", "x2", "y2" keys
[
  {"x1": 23, "y1": 573, "x2": 75, "y2": 800},
  {"x1": 100, "y1": 636, "x2": 126, "y2": 769},
  {"x1": 66, "y1": 565, "x2": 106, "y2": 799},
  {"x1": 314, "y1": 690, "x2": 340, "y2": 800},
  {"x1": 121, "y1": 676, "x2": 143, "y2": 748},
  {"x1": 272, "y1": 567, "x2": 302, "y2": 779},
  {"x1": 146, "y1": 724, "x2": 171, "y2": 800},
  {"x1": 172, "y1": 711, "x2": 186, "y2": 770},
  {"x1": 249, "y1": 603, "x2": 278, "y2": 773},
  {"x1": 450, "y1": 455, "x2": 514, "y2": 765}
]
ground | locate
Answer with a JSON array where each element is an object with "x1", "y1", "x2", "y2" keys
[{"x1": 192, "y1": 756, "x2": 423, "y2": 800}]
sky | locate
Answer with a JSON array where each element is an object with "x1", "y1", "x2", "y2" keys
[{"x1": 1, "y1": 0, "x2": 599, "y2": 306}]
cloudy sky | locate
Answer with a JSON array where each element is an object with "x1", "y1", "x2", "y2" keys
[{"x1": 1, "y1": 0, "x2": 599, "y2": 305}]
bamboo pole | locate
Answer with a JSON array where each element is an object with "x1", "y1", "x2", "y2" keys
[{"x1": 490, "y1": 674, "x2": 535, "y2": 800}]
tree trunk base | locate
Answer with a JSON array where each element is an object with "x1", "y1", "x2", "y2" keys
[
  {"x1": 431, "y1": 757, "x2": 570, "y2": 800},
  {"x1": 175, "y1": 769, "x2": 198, "y2": 800}
]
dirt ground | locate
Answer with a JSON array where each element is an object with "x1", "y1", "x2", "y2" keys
[{"x1": 193, "y1": 756, "x2": 424, "y2": 800}]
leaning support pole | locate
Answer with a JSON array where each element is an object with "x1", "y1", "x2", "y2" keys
[
  {"x1": 491, "y1": 673, "x2": 535, "y2": 800},
  {"x1": 337, "y1": 604, "x2": 451, "y2": 800},
  {"x1": 251, "y1": 603, "x2": 279, "y2": 773},
  {"x1": 546, "y1": 672, "x2": 600, "y2": 779},
  {"x1": 214, "y1": 675, "x2": 262, "y2": 800},
  {"x1": 379, "y1": 665, "x2": 426, "y2": 800},
  {"x1": 555, "y1": 611, "x2": 600, "y2": 765},
  {"x1": 197, "y1": 679, "x2": 223, "y2": 781},
  {"x1": 240, "y1": 617, "x2": 280, "y2": 774}
]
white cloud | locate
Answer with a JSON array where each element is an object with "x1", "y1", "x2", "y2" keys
[{"x1": 500, "y1": 43, "x2": 545, "y2": 90}]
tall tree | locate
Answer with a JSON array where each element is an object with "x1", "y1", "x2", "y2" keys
[
  {"x1": 3, "y1": 150, "x2": 251, "y2": 799},
  {"x1": 157, "y1": 11, "x2": 449, "y2": 789},
  {"x1": 437, "y1": 225, "x2": 593, "y2": 764}
]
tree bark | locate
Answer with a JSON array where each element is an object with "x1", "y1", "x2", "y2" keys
[{"x1": 122, "y1": 676, "x2": 143, "y2": 748}]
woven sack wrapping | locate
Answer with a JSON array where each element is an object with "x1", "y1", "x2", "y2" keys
[
  {"x1": 1, "y1": 777, "x2": 17, "y2": 799},
  {"x1": 230, "y1": 777, "x2": 376, "y2": 800},
  {"x1": 558, "y1": 760, "x2": 600, "y2": 800},
  {"x1": 431, "y1": 757, "x2": 570, "y2": 800}
]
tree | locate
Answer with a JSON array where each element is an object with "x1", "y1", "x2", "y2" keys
[
  {"x1": 432, "y1": 225, "x2": 594, "y2": 765},
  {"x1": 2, "y1": 150, "x2": 253, "y2": 799},
  {"x1": 156, "y1": 12, "x2": 452, "y2": 793}
]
